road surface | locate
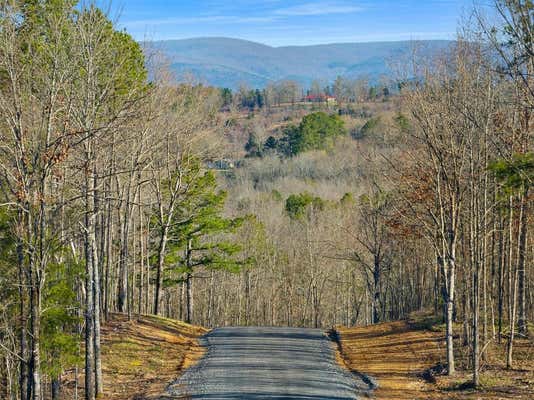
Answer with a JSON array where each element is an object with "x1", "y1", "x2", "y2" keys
[{"x1": 167, "y1": 326, "x2": 374, "y2": 399}]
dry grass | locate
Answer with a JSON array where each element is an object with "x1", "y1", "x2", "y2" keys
[
  {"x1": 336, "y1": 319, "x2": 444, "y2": 399},
  {"x1": 62, "y1": 314, "x2": 207, "y2": 400},
  {"x1": 336, "y1": 314, "x2": 534, "y2": 400},
  {"x1": 434, "y1": 334, "x2": 534, "y2": 400}
]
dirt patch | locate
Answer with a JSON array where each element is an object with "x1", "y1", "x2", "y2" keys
[
  {"x1": 336, "y1": 316, "x2": 533, "y2": 400},
  {"x1": 62, "y1": 314, "x2": 207, "y2": 400},
  {"x1": 336, "y1": 320, "x2": 443, "y2": 399}
]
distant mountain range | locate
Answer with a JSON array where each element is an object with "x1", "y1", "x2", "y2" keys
[{"x1": 147, "y1": 37, "x2": 453, "y2": 89}]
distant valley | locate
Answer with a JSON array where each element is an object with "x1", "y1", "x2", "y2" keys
[{"x1": 147, "y1": 37, "x2": 452, "y2": 89}]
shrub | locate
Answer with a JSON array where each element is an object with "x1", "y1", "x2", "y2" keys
[
  {"x1": 269, "y1": 112, "x2": 347, "y2": 156},
  {"x1": 285, "y1": 192, "x2": 325, "y2": 219}
]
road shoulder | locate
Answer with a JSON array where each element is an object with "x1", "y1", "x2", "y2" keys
[
  {"x1": 62, "y1": 314, "x2": 207, "y2": 400},
  {"x1": 335, "y1": 315, "x2": 534, "y2": 400}
]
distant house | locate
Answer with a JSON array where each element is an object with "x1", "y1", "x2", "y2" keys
[
  {"x1": 304, "y1": 94, "x2": 337, "y2": 104},
  {"x1": 206, "y1": 159, "x2": 235, "y2": 170},
  {"x1": 304, "y1": 94, "x2": 326, "y2": 102},
  {"x1": 326, "y1": 96, "x2": 337, "y2": 105}
]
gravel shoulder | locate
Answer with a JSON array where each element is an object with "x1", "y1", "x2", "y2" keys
[{"x1": 167, "y1": 326, "x2": 373, "y2": 399}]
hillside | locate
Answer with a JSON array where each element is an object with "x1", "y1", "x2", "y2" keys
[
  {"x1": 336, "y1": 315, "x2": 534, "y2": 400},
  {"x1": 147, "y1": 37, "x2": 452, "y2": 88},
  {"x1": 62, "y1": 315, "x2": 207, "y2": 400}
]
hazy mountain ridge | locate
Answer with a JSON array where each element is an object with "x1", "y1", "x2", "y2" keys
[{"x1": 148, "y1": 37, "x2": 453, "y2": 88}]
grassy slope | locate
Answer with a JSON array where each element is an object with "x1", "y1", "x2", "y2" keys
[
  {"x1": 336, "y1": 314, "x2": 533, "y2": 400},
  {"x1": 63, "y1": 314, "x2": 207, "y2": 400}
]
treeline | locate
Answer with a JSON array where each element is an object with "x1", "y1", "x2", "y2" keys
[
  {"x1": 0, "y1": 1, "x2": 247, "y2": 399},
  {"x1": 221, "y1": 82, "x2": 302, "y2": 111},
  {"x1": 221, "y1": 78, "x2": 393, "y2": 111},
  {"x1": 397, "y1": 29, "x2": 533, "y2": 383}
]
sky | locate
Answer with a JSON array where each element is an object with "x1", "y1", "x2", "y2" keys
[{"x1": 109, "y1": 0, "x2": 477, "y2": 46}]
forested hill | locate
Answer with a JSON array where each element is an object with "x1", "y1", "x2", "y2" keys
[{"x1": 147, "y1": 37, "x2": 452, "y2": 88}]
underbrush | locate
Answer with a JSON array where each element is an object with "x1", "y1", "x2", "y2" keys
[
  {"x1": 60, "y1": 314, "x2": 207, "y2": 400},
  {"x1": 337, "y1": 312, "x2": 534, "y2": 399}
]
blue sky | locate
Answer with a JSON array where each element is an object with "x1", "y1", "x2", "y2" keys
[{"x1": 110, "y1": 0, "x2": 476, "y2": 46}]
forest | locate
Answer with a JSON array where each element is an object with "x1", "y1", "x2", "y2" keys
[{"x1": 0, "y1": 0, "x2": 532, "y2": 399}]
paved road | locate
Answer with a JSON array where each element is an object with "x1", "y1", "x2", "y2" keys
[{"x1": 167, "y1": 326, "x2": 373, "y2": 400}]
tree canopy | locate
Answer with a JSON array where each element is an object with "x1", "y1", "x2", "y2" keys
[{"x1": 270, "y1": 112, "x2": 347, "y2": 156}]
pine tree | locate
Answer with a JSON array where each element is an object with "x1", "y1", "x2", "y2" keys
[
  {"x1": 167, "y1": 169, "x2": 249, "y2": 323},
  {"x1": 245, "y1": 132, "x2": 263, "y2": 157}
]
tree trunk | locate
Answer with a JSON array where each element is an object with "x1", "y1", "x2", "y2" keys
[
  {"x1": 180, "y1": 282, "x2": 185, "y2": 321},
  {"x1": 92, "y1": 239, "x2": 103, "y2": 394},
  {"x1": 117, "y1": 215, "x2": 129, "y2": 313},
  {"x1": 506, "y1": 196, "x2": 517, "y2": 369},
  {"x1": 517, "y1": 188, "x2": 528, "y2": 336},
  {"x1": 497, "y1": 214, "x2": 505, "y2": 344},
  {"x1": 507, "y1": 264, "x2": 519, "y2": 369},
  {"x1": 472, "y1": 254, "x2": 480, "y2": 387},
  {"x1": 186, "y1": 238, "x2": 194, "y2": 324},
  {"x1": 84, "y1": 156, "x2": 95, "y2": 400},
  {"x1": 51, "y1": 377, "x2": 60, "y2": 400},
  {"x1": 154, "y1": 225, "x2": 169, "y2": 315},
  {"x1": 103, "y1": 201, "x2": 112, "y2": 321},
  {"x1": 138, "y1": 203, "x2": 145, "y2": 317},
  {"x1": 445, "y1": 252, "x2": 456, "y2": 375},
  {"x1": 372, "y1": 257, "x2": 380, "y2": 324},
  {"x1": 17, "y1": 232, "x2": 28, "y2": 400},
  {"x1": 29, "y1": 269, "x2": 41, "y2": 400},
  {"x1": 186, "y1": 273, "x2": 193, "y2": 324},
  {"x1": 91, "y1": 170, "x2": 103, "y2": 396}
]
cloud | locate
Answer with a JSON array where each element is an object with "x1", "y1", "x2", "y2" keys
[
  {"x1": 125, "y1": 15, "x2": 276, "y2": 28},
  {"x1": 274, "y1": 2, "x2": 363, "y2": 16},
  {"x1": 123, "y1": 1, "x2": 364, "y2": 31}
]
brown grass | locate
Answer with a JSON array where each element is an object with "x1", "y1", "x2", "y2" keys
[
  {"x1": 336, "y1": 314, "x2": 534, "y2": 400},
  {"x1": 62, "y1": 314, "x2": 207, "y2": 400},
  {"x1": 336, "y1": 319, "x2": 444, "y2": 399}
]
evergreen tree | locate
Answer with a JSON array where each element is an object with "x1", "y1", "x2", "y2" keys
[
  {"x1": 264, "y1": 136, "x2": 278, "y2": 153},
  {"x1": 220, "y1": 87, "x2": 233, "y2": 108},
  {"x1": 278, "y1": 112, "x2": 347, "y2": 156},
  {"x1": 167, "y1": 170, "x2": 249, "y2": 323},
  {"x1": 285, "y1": 193, "x2": 325, "y2": 220},
  {"x1": 245, "y1": 132, "x2": 263, "y2": 157},
  {"x1": 255, "y1": 89, "x2": 264, "y2": 108}
]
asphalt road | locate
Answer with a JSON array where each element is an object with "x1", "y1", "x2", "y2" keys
[{"x1": 167, "y1": 326, "x2": 373, "y2": 400}]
